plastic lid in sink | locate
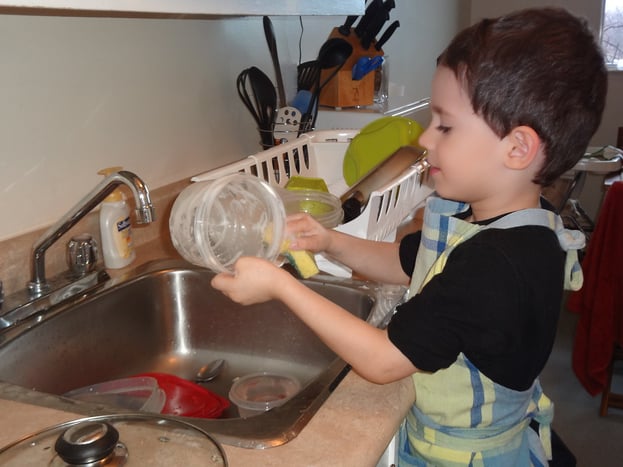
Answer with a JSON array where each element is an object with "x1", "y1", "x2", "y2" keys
[{"x1": 63, "y1": 376, "x2": 166, "y2": 413}]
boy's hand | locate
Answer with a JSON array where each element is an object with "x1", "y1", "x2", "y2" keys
[
  {"x1": 211, "y1": 256, "x2": 289, "y2": 305},
  {"x1": 286, "y1": 213, "x2": 332, "y2": 253}
]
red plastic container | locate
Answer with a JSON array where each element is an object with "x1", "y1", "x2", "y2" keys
[{"x1": 138, "y1": 372, "x2": 229, "y2": 419}]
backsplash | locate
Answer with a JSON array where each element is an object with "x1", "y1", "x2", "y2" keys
[{"x1": 0, "y1": 178, "x2": 189, "y2": 298}]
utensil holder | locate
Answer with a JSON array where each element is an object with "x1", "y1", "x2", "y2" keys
[
  {"x1": 318, "y1": 27, "x2": 383, "y2": 109},
  {"x1": 259, "y1": 127, "x2": 299, "y2": 148},
  {"x1": 258, "y1": 129, "x2": 275, "y2": 150},
  {"x1": 258, "y1": 119, "x2": 314, "y2": 149},
  {"x1": 258, "y1": 127, "x2": 275, "y2": 150}
]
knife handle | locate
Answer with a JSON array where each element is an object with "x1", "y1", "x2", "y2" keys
[
  {"x1": 338, "y1": 16, "x2": 358, "y2": 36},
  {"x1": 360, "y1": 11, "x2": 388, "y2": 50},
  {"x1": 383, "y1": 0, "x2": 395, "y2": 11},
  {"x1": 354, "y1": 0, "x2": 383, "y2": 37},
  {"x1": 375, "y1": 20, "x2": 400, "y2": 51}
]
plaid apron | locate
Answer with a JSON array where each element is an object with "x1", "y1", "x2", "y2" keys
[{"x1": 398, "y1": 195, "x2": 584, "y2": 466}]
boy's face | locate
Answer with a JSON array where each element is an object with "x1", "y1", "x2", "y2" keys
[{"x1": 419, "y1": 66, "x2": 509, "y2": 204}]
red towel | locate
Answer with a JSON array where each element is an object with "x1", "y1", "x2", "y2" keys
[{"x1": 567, "y1": 181, "x2": 623, "y2": 396}]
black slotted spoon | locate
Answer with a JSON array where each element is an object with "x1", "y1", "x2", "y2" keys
[{"x1": 297, "y1": 60, "x2": 320, "y2": 92}]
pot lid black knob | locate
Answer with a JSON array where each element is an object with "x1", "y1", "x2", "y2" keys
[{"x1": 55, "y1": 421, "x2": 119, "y2": 465}]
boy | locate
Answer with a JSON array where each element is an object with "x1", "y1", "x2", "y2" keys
[{"x1": 212, "y1": 8, "x2": 607, "y2": 466}]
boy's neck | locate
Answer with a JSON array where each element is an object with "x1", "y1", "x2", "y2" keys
[{"x1": 469, "y1": 190, "x2": 542, "y2": 222}]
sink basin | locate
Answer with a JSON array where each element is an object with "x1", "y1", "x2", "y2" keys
[{"x1": 0, "y1": 259, "x2": 397, "y2": 448}]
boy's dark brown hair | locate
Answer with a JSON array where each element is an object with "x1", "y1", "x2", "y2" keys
[{"x1": 437, "y1": 7, "x2": 607, "y2": 186}]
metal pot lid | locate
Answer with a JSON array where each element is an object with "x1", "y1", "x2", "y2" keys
[{"x1": 0, "y1": 413, "x2": 227, "y2": 466}]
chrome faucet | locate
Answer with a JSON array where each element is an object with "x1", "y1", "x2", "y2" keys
[{"x1": 27, "y1": 170, "x2": 156, "y2": 298}]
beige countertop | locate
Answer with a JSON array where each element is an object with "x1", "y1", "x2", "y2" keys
[{"x1": 0, "y1": 238, "x2": 415, "y2": 465}]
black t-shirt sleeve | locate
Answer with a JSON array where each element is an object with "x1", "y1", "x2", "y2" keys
[
  {"x1": 399, "y1": 231, "x2": 421, "y2": 277},
  {"x1": 388, "y1": 227, "x2": 564, "y2": 391}
]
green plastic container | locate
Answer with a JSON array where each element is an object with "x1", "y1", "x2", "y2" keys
[{"x1": 285, "y1": 176, "x2": 329, "y2": 193}]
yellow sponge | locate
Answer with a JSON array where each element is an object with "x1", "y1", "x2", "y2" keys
[
  {"x1": 263, "y1": 226, "x2": 319, "y2": 278},
  {"x1": 283, "y1": 249, "x2": 319, "y2": 279}
]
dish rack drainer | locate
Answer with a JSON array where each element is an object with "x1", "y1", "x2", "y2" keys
[{"x1": 192, "y1": 129, "x2": 433, "y2": 275}]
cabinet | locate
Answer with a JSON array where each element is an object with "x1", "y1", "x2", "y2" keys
[{"x1": 0, "y1": 0, "x2": 364, "y2": 16}]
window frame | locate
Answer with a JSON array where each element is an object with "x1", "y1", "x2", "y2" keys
[{"x1": 601, "y1": 0, "x2": 623, "y2": 71}]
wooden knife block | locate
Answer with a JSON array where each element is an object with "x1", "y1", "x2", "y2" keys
[
  {"x1": 319, "y1": 69, "x2": 375, "y2": 108},
  {"x1": 319, "y1": 27, "x2": 383, "y2": 109}
]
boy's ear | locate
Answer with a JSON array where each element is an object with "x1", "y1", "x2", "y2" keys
[{"x1": 504, "y1": 126, "x2": 542, "y2": 170}]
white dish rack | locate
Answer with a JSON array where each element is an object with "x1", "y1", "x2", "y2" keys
[{"x1": 192, "y1": 129, "x2": 434, "y2": 275}]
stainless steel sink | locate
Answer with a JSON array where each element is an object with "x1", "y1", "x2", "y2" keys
[{"x1": 0, "y1": 259, "x2": 398, "y2": 448}]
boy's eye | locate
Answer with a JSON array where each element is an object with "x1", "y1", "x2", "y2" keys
[{"x1": 436, "y1": 125, "x2": 451, "y2": 134}]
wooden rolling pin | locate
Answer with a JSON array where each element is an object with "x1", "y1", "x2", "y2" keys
[{"x1": 341, "y1": 145, "x2": 427, "y2": 223}]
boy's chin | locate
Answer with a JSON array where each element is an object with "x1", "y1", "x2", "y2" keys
[
  {"x1": 431, "y1": 184, "x2": 454, "y2": 199},
  {"x1": 434, "y1": 187, "x2": 467, "y2": 203}
]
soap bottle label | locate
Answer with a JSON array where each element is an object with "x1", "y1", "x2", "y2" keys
[{"x1": 114, "y1": 216, "x2": 133, "y2": 258}]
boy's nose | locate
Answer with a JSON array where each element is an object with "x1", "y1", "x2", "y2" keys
[{"x1": 417, "y1": 124, "x2": 434, "y2": 152}]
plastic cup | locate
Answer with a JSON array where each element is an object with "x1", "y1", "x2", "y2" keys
[{"x1": 169, "y1": 174, "x2": 286, "y2": 273}]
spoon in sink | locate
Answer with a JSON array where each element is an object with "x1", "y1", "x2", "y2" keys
[{"x1": 195, "y1": 358, "x2": 225, "y2": 383}]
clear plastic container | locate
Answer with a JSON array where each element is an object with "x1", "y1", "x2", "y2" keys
[
  {"x1": 228, "y1": 372, "x2": 301, "y2": 418},
  {"x1": 63, "y1": 376, "x2": 166, "y2": 413},
  {"x1": 169, "y1": 174, "x2": 287, "y2": 273}
]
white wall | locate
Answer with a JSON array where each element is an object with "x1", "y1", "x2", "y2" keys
[
  {"x1": 0, "y1": 15, "x2": 261, "y2": 240},
  {"x1": 0, "y1": 1, "x2": 465, "y2": 241},
  {"x1": 364, "y1": 0, "x2": 469, "y2": 109},
  {"x1": 316, "y1": 0, "x2": 469, "y2": 130}
]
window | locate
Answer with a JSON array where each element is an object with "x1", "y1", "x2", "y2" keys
[{"x1": 602, "y1": 0, "x2": 623, "y2": 69}]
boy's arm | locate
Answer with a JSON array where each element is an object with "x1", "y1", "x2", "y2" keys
[
  {"x1": 211, "y1": 257, "x2": 418, "y2": 384},
  {"x1": 287, "y1": 213, "x2": 411, "y2": 286},
  {"x1": 324, "y1": 230, "x2": 411, "y2": 285},
  {"x1": 278, "y1": 271, "x2": 418, "y2": 383}
]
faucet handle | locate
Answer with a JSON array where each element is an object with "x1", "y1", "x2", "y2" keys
[{"x1": 67, "y1": 234, "x2": 99, "y2": 277}]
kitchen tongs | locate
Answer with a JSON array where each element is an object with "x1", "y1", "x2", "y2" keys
[{"x1": 236, "y1": 67, "x2": 277, "y2": 148}]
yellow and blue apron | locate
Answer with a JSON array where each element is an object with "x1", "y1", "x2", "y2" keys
[{"x1": 398, "y1": 195, "x2": 584, "y2": 467}]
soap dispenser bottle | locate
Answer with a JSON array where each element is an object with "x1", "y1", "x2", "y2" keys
[{"x1": 98, "y1": 167, "x2": 136, "y2": 269}]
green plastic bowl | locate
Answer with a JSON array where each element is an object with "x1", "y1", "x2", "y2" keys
[
  {"x1": 343, "y1": 116, "x2": 424, "y2": 186},
  {"x1": 281, "y1": 189, "x2": 343, "y2": 228}
]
